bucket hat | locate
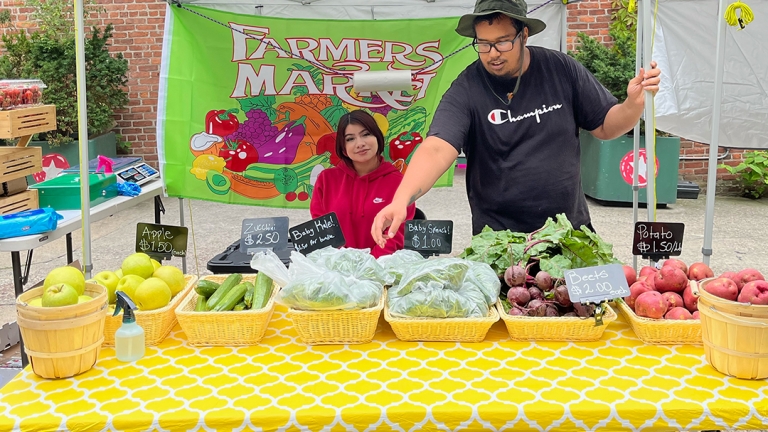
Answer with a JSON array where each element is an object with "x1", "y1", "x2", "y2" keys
[{"x1": 456, "y1": 0, "x2": 547, "y2": 38}]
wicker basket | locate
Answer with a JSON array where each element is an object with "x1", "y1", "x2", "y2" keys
[
  {"x1": 496, "y1": 301, "x2": 616, "y2": 342},
  {"x1": 696, "y1": 278, "x2": 768, "y2": 379},
  {"x1": 615, "y1": 298, "x2": 702, "y2": 344},
  {"x1": 287, "y1": 292, "x2": 385, "y2": 345},
  {"x1": 103, "y1": 274, "x2": 198, "y2": 346},
  {"x1": 175, "y1": 275, "x2": 278, "y2": 346},
  {"x1": 16, "y1": 283, "x2": 107, "y2": 379},
  {"x1": 384, "y1": 301, "x2": 499, "y2": 343}
]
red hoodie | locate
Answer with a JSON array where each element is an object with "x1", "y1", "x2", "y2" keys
[{"x1": 310, "y1": 158, "x2": 416, "y2": 258}]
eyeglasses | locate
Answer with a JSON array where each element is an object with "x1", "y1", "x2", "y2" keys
[{"x1": 473, "y1": 32, "x2": 522, "y2": 53}]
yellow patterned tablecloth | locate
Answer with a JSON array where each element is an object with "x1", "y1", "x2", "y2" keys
[{"x1": 1, "y1": 304, "x2": 767, "y2": 432}]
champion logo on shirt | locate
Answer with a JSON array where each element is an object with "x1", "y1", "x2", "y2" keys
[
  {"x1": 373, "y1": 198, "x2": 384, "y2": 204},
  {"x1": 487, "y1": 103, "x2": 563, "y2": 125}
]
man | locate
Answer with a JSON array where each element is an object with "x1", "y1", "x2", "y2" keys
[{"x1": 371, "y1": 0, "x2": 661, "y2": 247}]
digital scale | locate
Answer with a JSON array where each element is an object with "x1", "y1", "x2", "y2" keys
[{"x1": 64, "y1": 157, "x2": 160, "y2": 185}]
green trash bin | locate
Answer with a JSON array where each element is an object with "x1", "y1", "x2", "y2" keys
[{"x1": 579, "y1": 130, "x2": 681, "y2": 205}]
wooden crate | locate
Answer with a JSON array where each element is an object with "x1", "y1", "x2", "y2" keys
[
  {"x1": 0, "y1": 189, "x2": 38, "y2": 215},
  {"x1": 0, "y1": 105, "x2": 57, "y2": 146},
  {"x1": 0, "y1": 147, "x2": 41, "y2": 183}
]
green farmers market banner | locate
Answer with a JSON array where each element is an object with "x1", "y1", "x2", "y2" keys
[{"x1": 158, "y1": 6, "x2": 475, "y2": 208}]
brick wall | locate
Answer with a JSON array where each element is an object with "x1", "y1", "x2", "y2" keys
[{"x1": 0, "y1": 0, "x2": 749, "y2": 195}]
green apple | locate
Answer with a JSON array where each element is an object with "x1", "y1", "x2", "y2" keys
[
  {"x1": 94, "y1": 271, "x2": 120, "y2": 304},
  {"x1": 42, "y1": 283, "x2": 79, "y2": 307},
  {"x1": 153, "y1": 265, "x2": 185, "y2": 297},
  {"x1": 151, "y1": 259, "x2": 162, "y2": 272},
  {"x1": 115, "y1": 269, "x2": 123, "y2": 279},
  {"x1": 27, "y1": 297, "x2": 43, "y2": 307},
  {"x1": 78, "y1": 295, "x2": 93, "y2": 304},
  {"x1": 121, "y1": 253, "x2": 154, "y2": 279},
  {"x1": 115, "y1": 275, "x2": 144, "y2": 301},
  {"x1": 133, "y1": 277, "x2": 171, "y2": 311},
  {"x1": 44, "y1": 266, "x2": 86, "y2": 296}
]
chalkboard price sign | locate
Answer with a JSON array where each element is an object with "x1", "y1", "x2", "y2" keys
[
  {"x1": 564, "y1": 264, "x2": 631, "y2": 305},
  {"x1": 404, "y1": 220, "x2": 453, "y2": 255},
  {"x1": 289, "y1": 212, "x2": 345, "y2": 255},
  {"x1": 632, "y1": 222, "x2": 685, "y2": 258},
  {"x1": 135, "y1": 223, "x2": 188, "y2": 258},
  {"x1": 240, "y1": 217, "x2": 289, "y2": 255}
]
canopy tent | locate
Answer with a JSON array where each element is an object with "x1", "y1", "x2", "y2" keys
[
  {"x1": 169, "y1": 0, "x2": 568, "y2": 51},
  {"x1": 639, "y1": 0, "x2": 765, "y2": 266}
]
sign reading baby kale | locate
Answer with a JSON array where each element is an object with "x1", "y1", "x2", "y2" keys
[
  {"x1": 159, "y1": 8, "x2": 471, "y2": 209},
  {"x1": 289, "y1": 212, "x2": 345, "y2": 255}
]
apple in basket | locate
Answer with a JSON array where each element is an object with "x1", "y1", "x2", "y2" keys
[{"x1": 42, "y1": 283, "x2": 79, "y2": 307}]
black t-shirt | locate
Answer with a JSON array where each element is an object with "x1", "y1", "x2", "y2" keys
[{"x1": 428, "y1": 46, "x2": 617, "y2": 235}]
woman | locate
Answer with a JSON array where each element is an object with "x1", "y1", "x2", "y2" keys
[{"x1": 311, "y1": 110, "x2": 416, "y2": 258}]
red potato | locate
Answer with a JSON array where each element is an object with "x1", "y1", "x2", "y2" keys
[
  {"x1": 661, "y1": 292, "x2": 684, "y2": 312},
  {"x1": 639, "y1": 266, "x2": 659, "y2": 279},
  {"x1": 623, "y1": 265, "x2": 637, "y2": 286},
  {"x1": 683, "y1": 283, "x2": 698, "y2": 313},
  {"x1": 653, "y1": 265, "x2": 688, "y2": 293},
  {"x1": 735, "y1": 268, "x2": 765, "y2": 290},
  {"x1": 702, "y1": 277, "x2": 739, "y2": 301},
  {"x1": 637, "y1": 275, "x2": 655, "y2": 289},
  {"x1": 635, "y1": 291, "x2": 668, "y2": 319},
  {"x1": 625, "y1": 280, "x2": 655, "y2": 310},
  {"x1": 737, "y1": 280, "x2": 768, "y2": 305},
  {"x1": 692, "y1": 311, "x2": 700, "y2": 319},
  {"x1": 665, "y1": 307, "x2": 693, "y2": 320},
  {"x1": 719, "y1": 271, "x2": 739, "y2": 285},
  {"x1": 663, "y1": 259, "x2": 688, "y2": 275},
  {"x1": 688, "y1": 262, "x2": 714, "y2": 281}
]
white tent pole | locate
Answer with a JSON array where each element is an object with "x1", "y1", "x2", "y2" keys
[
  {"x1": 560, "y1": 1, "x2": 568, "y2": 53},
  {"x1": 74, "y1": 0, "x2": 92, "y2": 278},
  {"x1": 632, "y1": 0, "x2": 644, "y2": 272},
  {"x1": 642, "y1": 0, "x2": 656, "y2": 229},
  {"x1": 702, "y1": 0, "x2": 728, "y2": 266}
]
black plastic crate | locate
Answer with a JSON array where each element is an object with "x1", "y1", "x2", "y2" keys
[
  {"x1": 207, "y1": 238, "x2": 292, "y2": 274},
  {"x1": 677, "y1": 181, "x2": 701, "y2": 200}
]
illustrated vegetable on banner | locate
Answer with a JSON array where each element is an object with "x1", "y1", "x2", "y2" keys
[{"x1": 159, "y1": 7, "x2": 475, "y2": 208}]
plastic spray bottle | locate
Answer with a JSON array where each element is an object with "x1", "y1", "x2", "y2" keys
[{"x1": 112, "y1": 291, "x2": 145, "y2": 362}]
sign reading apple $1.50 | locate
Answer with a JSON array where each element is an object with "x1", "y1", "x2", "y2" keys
[{"x1": 135, "y1": 223, "x2": 188, "y2": 258}]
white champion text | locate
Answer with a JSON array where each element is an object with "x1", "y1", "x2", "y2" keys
[{"x1": 487, "y1": 104, "x2": 563, "y2": 125}]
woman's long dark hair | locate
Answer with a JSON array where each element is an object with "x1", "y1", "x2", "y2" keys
[{"x1": 335, "y1": 110, "x2": 385, "y2": 167}]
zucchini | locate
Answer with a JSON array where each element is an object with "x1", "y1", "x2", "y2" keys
[
  {"x1": 195, "y1": 295, "x2": 208, "y2": 312},
  {"x1": 212, "y1": 282, "x2": 248, "y2": 312},
  {"x1": 195, "y1": 280, "x2": 220, "y2": 297},
  {"x1": 243, "y1": 282, "x2": 256, "y2": 308},
  {"x1": 252, "y1": 272, "x2": 274, "y2": 310},
  {"x1": 206, "y1": 273, "x2": 243, "y2": 309},
  {"x1": 233, "y1": 301, "x2": 247, "y2": 311}
]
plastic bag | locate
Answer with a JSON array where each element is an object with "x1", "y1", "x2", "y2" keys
[
  {"x1": 249, "y1": 249, "x2": 290, "y2": 287},
  {"x1": 390, "y1": 258, "x2": 470, "y2": 298},
  {"x1": 388, "y1": 281, "x2": 487, "y2": 318},
  {"x1": 463, "y1": 260, "x2": 501, "y2": 306},
  {"x1": 253, "y1": 249, "x2": 383, "y2": 311},
  {"x1": 0, "y1": 208, "x2": 63, "y2": 240},
  {"x1": 377, "y1": 249, "x2": 425, "y2": 285},
  {"x1": 307, "y1": 246, "x2": 392, "y2": 286}
]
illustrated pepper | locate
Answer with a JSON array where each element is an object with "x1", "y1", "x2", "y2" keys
[
  {"x1": 388, "y1": 131, "x2": 423, "y2": 161},
  {"x1": 218, "y1": 139, "x2": 259, "y2": 173},
  {"x1": 206, "y1": 108, "x2": 240, "y2": 136},
  {"x1": 315, "y1": 132, "x2": 340, "y2": 166},
  {"x1": 258, "y1": 115, "x2": 307, "y2": 165}
]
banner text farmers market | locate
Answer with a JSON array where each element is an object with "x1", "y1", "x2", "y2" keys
[{"x1": 230, "y1": 24, "x2": 443, "y2": 110}]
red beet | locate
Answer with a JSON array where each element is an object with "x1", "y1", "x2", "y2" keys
[
  {"x1": 528, "y1": 286, "x2": 544, "y2": 301},
  {"x1": 526, "y1": 299, "x2": 547, "y2": 317},
  {"x1": 535, "y1": 271, "x2": 553, "y2": 292},
  {"x1": 544, "y1": 305, "x2": 560, "y2": 317},
  {"x1": 504, "y1": 265, "x2": 526, "y2": 287},
  {"x1": 573, "y1": 302, "x2": 595, "y2": 318},
  {"x1": 507, "y1": 286, "x2": 531, "y2": 307},
  {"x1": 554, "y1": 285, "x2": 572, "y2": 308}
]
